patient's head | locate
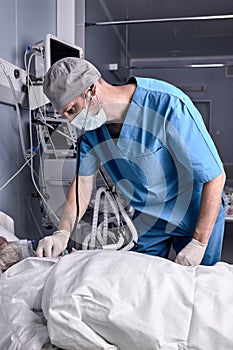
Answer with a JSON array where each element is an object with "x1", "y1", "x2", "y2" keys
[
  {"x1": 0, "y1": 236, "x2": 8, "y2": 249},
  {"x1": 0, "y1": 236, "x2": 22, "y2": 272}
]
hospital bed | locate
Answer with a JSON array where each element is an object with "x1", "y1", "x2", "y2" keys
[{"x1": 1, "y1": 212, "x2": 233, "y2": 350}]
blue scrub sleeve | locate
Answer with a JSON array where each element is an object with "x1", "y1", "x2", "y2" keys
[
  {"x1": 77, "y1": 134, "x2": 101, "y2": 176},
  {"x1": 166, "y1": 99, "x2": 223, "y2": 183}
]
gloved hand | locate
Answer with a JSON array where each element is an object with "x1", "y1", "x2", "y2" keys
[
  {"x1": 175, "y1": 238, "x2": 208, "y2": 266},
  {"x1": 35, "y1": 230, "x2": 70, "y2": 258}
]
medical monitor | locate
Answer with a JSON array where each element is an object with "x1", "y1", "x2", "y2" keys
[{"x1": 35, "y1": 33, "x2": 84, "y2": 77}]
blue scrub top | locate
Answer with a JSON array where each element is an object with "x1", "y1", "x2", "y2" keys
[{"x1": 78, "y1": 77, "x2": 224, "y2": 237}]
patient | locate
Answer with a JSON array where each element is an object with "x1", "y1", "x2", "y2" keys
[
  {"x1": 1, "y1": 248, "x2": 233, "y2": 350},
  {"x1": 0, "y1": 236, "x2": 22, "y2": 272},
  {"x1": 0, "y1": 236, "x2": 34, "y2": 272}
]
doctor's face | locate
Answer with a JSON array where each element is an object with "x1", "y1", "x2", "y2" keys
[{"x1": 58, "y1": 95, "x2": 85, "y2": 121}]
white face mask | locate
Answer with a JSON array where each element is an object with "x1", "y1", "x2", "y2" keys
[{"x1": 70, "y1": 105, "x2": 107, "y2": 131}]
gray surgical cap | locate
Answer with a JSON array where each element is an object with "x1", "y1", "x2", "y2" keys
[{"x1": 43, "y1": 57, "x2": 101, "y2": 111}]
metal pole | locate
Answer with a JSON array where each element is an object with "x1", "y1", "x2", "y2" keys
[{"x1": 86, "y1": 14, "x2": 233, "y2": 27}]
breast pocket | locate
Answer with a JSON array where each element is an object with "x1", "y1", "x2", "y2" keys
[{"x1": 128, "y1": 146, "x2": 175, "y2": 204}]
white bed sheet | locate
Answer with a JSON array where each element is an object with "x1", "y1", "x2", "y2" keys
[
  {"x1": 1, "y1": 250, "x2": 233, "y2": 350},
  {"x1": 0, "y1": 257, "x2": 57, "y2": 350}
]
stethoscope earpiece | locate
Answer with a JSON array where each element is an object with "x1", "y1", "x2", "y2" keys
[{"x1": 89, "y1": 84, "x2": 94, "y2": 97}]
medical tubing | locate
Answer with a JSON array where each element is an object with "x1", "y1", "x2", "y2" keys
[
  {"x1": 25, "y1": 53, "x2": 63, "y2": 225},
  {"x1": 26, "y1": 73, "x2": 59, "y2": 224},
  {"x1": 35, "y1": 116, "x2": 76, "y2": 145},
  {"x1": 104, "y1": 189, "x2": 125, "y2": 248},
  {"x1": 94, "y1": 189, "x2": 108, "y2": 247},
  {"x1": 104, "y1": 189, "x2": 121, "y2": 230},
  {"x1": 89, "y1": 187, "x2": 121, "y2": 249},
  {"x1": 98, "y1": 168, "x2": 120, "y2": 207},
  {"x1": 82, "y1": 187, "x2": 122, "y2": 250},
  {"x1": 103, "y1": 189, "x2": 125, "y2": 249},
  {"x1": 88, "y1": 187, "x2": 124, "y2": 250},
  {"x1": 0, "y1": 56, "x2": 40, "y2": 196},
  {"x1": 92, "y1": 193, "x2": 109, "y2": 247},
  {"x1": 102, "y1": 192, "x2": 109, "y2": 245},
  {"x1": 98, "y1": 168, "x2": 128, "y2": 234},
  {"x1": 96, "y1": 169, "x2": 138, "y2": 249},
  {"x1": 28, "y1": 102, "x2": 74, "y2": 225},
  {"x1": 28, "y1": 99, "x2": 59, "y2": 223},
  {"x1": 29, "y1": 117, "x2": 59, "y2": 224},
  {"x1": 25, "y1": 51, "x2": 72, "y2": 156},
  {"x1": 89, "y1": 186, "x2": 103, "y2": 249},
  {"x1": 114, "y1": 194, "x2": 138, "y2": 251},
  {"x1": 96, "y1": 219, "x2": 118, "y2": 246},
  {"x1": 24, "y1": 51, "x2": 42, "y2": 112},
  {"x1": 35, "y1": 126, "x2": 58, "y2": 225},
  {"x1": 44, "y1": 124, "x2": 59, "y2": 159}
]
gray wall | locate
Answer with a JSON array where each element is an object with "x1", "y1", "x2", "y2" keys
[
  {"x1": 85, "y1": 0, "x2": 128, "y2": 83},
  {"x1": 0, "y1": 0, "x2": 56, "y2": 238}
]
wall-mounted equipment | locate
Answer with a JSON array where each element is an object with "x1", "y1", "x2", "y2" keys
[
  {"x1": 0, "y1": 58, "x2": 27, "y2": 106},
  {"x1": 34, "y1": 33, "x2": 84, "y2": 79}
]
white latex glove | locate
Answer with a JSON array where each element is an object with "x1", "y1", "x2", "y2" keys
[
  {"x1": 175, "y1": 238, "x2": 208, "y2": 266},
  {"x1": 35, "y1": 230, "x2": 70, "y2": 258}
]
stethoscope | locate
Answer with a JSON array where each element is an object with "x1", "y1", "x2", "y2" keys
[
  {"x1": 69, "y1": 87, "x2": 138, "y2": 250},
  {"x1": 70, "y1": 86, "x2": 93, "y2": 242}
]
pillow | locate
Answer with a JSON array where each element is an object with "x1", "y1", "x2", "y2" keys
[{"x1": 0, "y1": 224, "x2": 19, "y2": 242}]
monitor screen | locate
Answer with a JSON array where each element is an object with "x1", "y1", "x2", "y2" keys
[
  {"x1": 35, "y1": 34, "x2": 84, "y2": 77},
  {"x1": 44, "y1": 34, "x2": 84, "y2": 74},
  {"x1": 50, "y1": 38, "x2": 83, "y2": 67}
]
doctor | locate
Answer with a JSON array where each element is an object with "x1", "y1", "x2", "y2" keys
[{"x1": 36, "y1": 57, "x2": 226, "y2": 266}]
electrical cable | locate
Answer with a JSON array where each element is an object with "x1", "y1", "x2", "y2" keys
[
  {"x1": 24, "y1": 54, "x2": 76, "y2": 228},
  {"x1": 0, "y1": 157, "x2": 33, "y2": 192},
  {"x1": 37, "y1": 117, "x2": 76, "y2": 144},
  {"x1": 0, "y1": 58, "x2": 46, "y2": 225},
  {"x1": 28, "y1": 109, "x2": 60, "y2": 224},
  {"x1": 25, "y1": 57, "x2": 76, "y2": 226},
  {"x1": 24, "y1": 49, "x2": 60, "y2": 225}
]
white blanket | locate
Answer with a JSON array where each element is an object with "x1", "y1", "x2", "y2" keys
[
  {"x1": 1, "y1": 250, "x2": 233, "y2": 350},
  {"x1": 0, "y1": 257, "x2": 57, "y2": 350}
]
